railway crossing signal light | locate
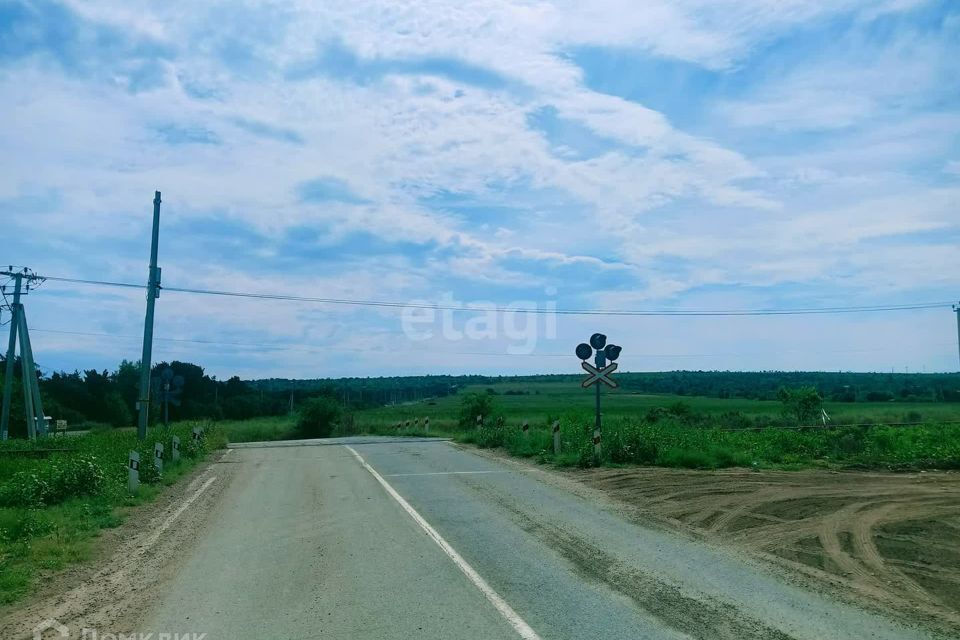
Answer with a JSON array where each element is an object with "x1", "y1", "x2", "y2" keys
[
  {"x1": 576, "y1": 334, "x2": 622, "y2": 459},
  {"x1": 575, "y1": 343, "x2": 592, "y2": 360}
]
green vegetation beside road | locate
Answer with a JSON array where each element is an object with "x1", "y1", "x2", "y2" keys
[
  {"x1": 348, "y1": 382, "x2": 960, "y2": 471},
  {"x1": 454, "y1": 413, "x2": 960, "y2": 470},
  {"x1": 0, "y1": 422, "x2": 224, "y2": 605},
  {"x1": 354, "y1": 380, "x2": 960, "y2": 430},
  {"x1": 216, "y1": 416, "x2": 299, "y2": 443}
]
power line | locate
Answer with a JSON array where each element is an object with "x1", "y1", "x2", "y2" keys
[
  {"x1": 30, "y1": 327, "x2": 956, "y2": 360},
  {"x1": 30, "y1": 327, "x2": 571, "y2": 357},
  {"x1": 39, "y1": 275, "x2": 953, "y2": 317}
]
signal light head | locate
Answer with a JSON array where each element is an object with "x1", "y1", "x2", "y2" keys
[
  {"x1": 604, "y1": 344, "x2": 622, "y2": 362},
  {"x1": 589, "y1": 333, "x2": 607, "y2": 350},
  {"x1": 575, "y1": 343, "x2": 592, "y2": 360}
]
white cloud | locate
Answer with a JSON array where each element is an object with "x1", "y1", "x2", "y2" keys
[
  {"x1": 716, "y1": 23, "x2": 956, "y2": 130},
  {"x1": 4, "y1": 0, "x2": 958, "y2": 374}
]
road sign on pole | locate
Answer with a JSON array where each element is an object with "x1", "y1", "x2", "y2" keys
[
  {"x1": 575, "y1": 334, "x2": 622, "y2": 458},
  {"x1": 580, "y1": 361, "x2": 619, "y2": 388}
]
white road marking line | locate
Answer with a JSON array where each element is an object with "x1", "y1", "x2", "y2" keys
[
  {"x1": 345, "y1": 445, "x2": 541, "y2": 640},
  {"x1": 384, "y1": 470, "x2": 504, "y2": 477},
  {"x1": 139, "y1": 476, "x2": 217, "y2": 552}
]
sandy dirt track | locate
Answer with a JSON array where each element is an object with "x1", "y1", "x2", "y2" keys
[{"x1": 570, "y1": 466, "x2": 960, "y2": 634}]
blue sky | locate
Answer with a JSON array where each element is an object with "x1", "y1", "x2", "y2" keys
[{"x1": 1, "y1": 0, "x2": 958, "y2": 378}]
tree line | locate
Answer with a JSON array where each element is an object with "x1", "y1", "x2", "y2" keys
[
  {"x1": 0, "y1": 358, "x2": 340, "y2": 437},
  {"x1": 1, "y1": 357, "x2": 957, "y2": 438}
]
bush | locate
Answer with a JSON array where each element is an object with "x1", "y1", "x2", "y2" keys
[
  {"x1": 102, "y1": 393, "x2": 132, "y2": 428},
  {"x1": 0, "y1": 472, "x2": 51, "y2": 508},
  {"x1": 777, "y1": 386, "x2": 822, "y2": 424},
  {"x1": 577, "y1": 438, "x2": 599, "y2": 468},
  {"x1": 0, "y1": 455, "x2": 106, "y2": 507},
  {"x1": 297, "y1": 397, "x2": 341, "y2": 438},
  {"x1": 717, "y1": 411, "x2": 752, "y2": 430},
  {"x1": 0, "y1": 509, "x2": 54, "y2": 542},
  {"x1": 458, "y1": 392, "x2": 499, "y2": 428},
  {"x1": 48, "y1": 455, "x2": 106, "y2": 502},
  {"x1": 137, "y1": 456, "x2": 162, "y2": 484},
  {"x1": 475, "y1": 423, "x2": 507, "y2": 448},
  {"x1": 606, "y1": 422, "x2": 658, "y2": 464}
]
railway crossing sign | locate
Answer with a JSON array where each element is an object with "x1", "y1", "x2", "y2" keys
[
  {"x1": 580, "y1": 361, "x2": 619, "y2": 388},
  {"x1": 576, "y1": 333, "x2": 622, "y2": 457}
]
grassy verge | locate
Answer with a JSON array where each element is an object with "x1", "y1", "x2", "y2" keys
[
  {"x1": 351, "y1": 387, "x2": 960, "y2": 471},
  {"x1": 0, "y1": 421, "x2": 225, "y2": 605},
  {"x1": 356, "y1": 384, "x2": 960, "y2": 428},
  {"x1": 448, "y1": 411, "x2": 960, "y2": 471},
  {"x1": 216, "y1": 415, "x2": 299, "y2": 443}
]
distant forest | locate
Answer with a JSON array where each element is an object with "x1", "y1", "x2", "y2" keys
[{"x1": 1, "y1": 356, "x2": 959, "y2": 437}]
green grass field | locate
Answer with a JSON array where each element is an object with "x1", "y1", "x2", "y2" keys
[
  {"x1": 353, "y1": 381, "x2": 960, "y2": 431},
  {"x1": 348, "y1": 382, "x2": 960, "y2": 471},
  {"x1": 215, "y1": 416, "x2": 299, "y2": 442}
]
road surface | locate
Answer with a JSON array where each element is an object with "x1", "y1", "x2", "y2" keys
[{"x1": 137, "y1": 437, "x2": 935, "y2": 640}]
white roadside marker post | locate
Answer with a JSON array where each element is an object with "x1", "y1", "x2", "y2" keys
[
  {"x1": 425, "y1": 417, "x2": 430, "y2": 433},
  {"x1": 192, "y1": 426, "x2": 201, "y2": 443},
  {"x1": 476, "y1": 414, "x2": 483, "y2": 430},
  {"x1": 553, "y1": 420, "x2": 561, "y2": 455},
  {"x1": 154, "y1": 442, "x2": 164, "y2": 475},
  {"x1": 128, "y1": 450, "x2": 140, "y2": 494},
  {"x1": 172, "y1": 435, "x2": 181, "y2": 463}
]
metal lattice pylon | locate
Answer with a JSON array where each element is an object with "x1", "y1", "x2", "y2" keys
[{"x1": 1, "y1": 267, "x2": 48, "y2": 440}]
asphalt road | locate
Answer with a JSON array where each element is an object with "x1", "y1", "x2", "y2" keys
[{"x1": 138, "y1": 437, "x2": 935, "y2": 640}]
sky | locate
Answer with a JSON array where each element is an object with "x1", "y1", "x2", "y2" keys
[{"x1": 1, "y1": 0, "x2": 959, "y2": 379}]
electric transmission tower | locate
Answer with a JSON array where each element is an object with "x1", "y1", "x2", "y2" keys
[{"x1": 1, "y1": 267, "x2": 48, "y2": 440}]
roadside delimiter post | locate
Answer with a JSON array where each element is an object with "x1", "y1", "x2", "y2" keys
[{"x1": 128, "y1": 450, "x2": 140, "y2": 493}]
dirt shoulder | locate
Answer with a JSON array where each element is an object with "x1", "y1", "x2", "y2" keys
[
  {"x1": 464, "y1": 445, "x2": 960, "y2": 637},
  {"x1": 0, "y1": 449, "x2": 239, "y2": 640}
]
